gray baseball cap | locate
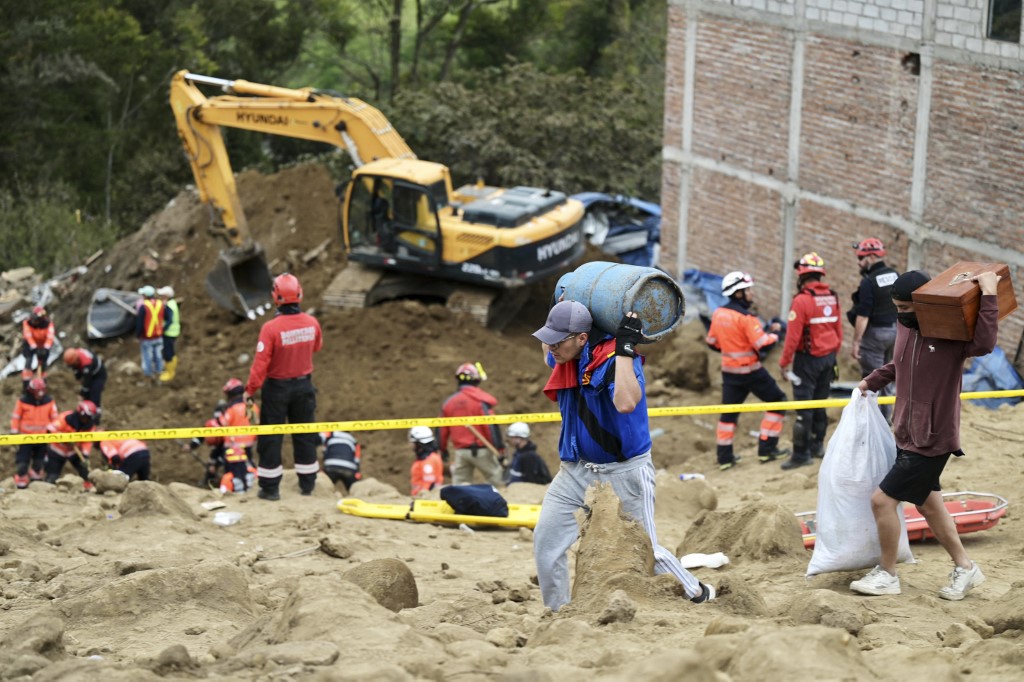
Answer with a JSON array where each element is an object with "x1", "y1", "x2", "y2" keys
[{"x1": 533, "y1": 301, "x2": 593, "y2": 345}]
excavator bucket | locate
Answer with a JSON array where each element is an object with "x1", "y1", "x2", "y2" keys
[{"x1": 205, "y1": 244, "x2": 274, "y2": 319}]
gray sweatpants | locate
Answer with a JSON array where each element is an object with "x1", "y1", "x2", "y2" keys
[{"x1": 533, "y1": 453, "x2": 702, "y2": 610}]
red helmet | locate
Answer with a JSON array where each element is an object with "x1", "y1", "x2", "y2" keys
[
  {"x1": 29, "y1": 306, "x2": 48, "y2": 326},
  {"x1": 63, "y1": 348, "x2": 81, "y2": 367},
  {"x1": 795, "y1": 252, "x2": 826, "y2": 276},
  {"x1": 455, "y1": 362, "x2": 486, "y2": 383},
  {"x1": 272, "y1": 273, "x2": 303, "y2": 305},
  {"x1": 222, "y1": 378, "x2": 244, "y2": 395},
  {"x1": 77, "y1": 400, "x2": 99, "y2": 419},
  {"x1": 28, "y1": 378, "x2": 46, "y2": 399},
  {"x1": 853, "y1": 238, "x2": 886, "y2": 258}
]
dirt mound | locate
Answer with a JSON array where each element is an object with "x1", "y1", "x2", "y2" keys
[
  {"x1": 679, "y1": 502, "x2": 806, "y2": 561},
  {"x1": 117, "y1": 481, "x2": 197, "y2": 520}
]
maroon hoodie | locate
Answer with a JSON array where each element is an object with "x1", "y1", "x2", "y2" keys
[{"x1": 864, "y1": 296, "x2": 998, "y2": 456}]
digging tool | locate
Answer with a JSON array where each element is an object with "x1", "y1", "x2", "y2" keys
[{"x1": 465, "y1": 423, "x2": 507, "y2": 470}]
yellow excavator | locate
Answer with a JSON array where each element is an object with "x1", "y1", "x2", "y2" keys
[{"x1": 169, "y1": 70, "x2": 585, "y2": 319}]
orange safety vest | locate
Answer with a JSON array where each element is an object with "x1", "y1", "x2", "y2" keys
[
  {"x1": 22, "y1": 320, "x2": 55, "y2": 349},
  {"x1": 220, "y1": 401, "x2": 258, "y2": 450},
  {"x1": 140, "y1": 299, "x2": 165, "y2": 339},
  {"x1": 706, "y1": 304, "x2": 777, "y2": 374},
  {"x1": 410, "y1": 451, "x2": 444, "y2": 496},
  {"x1": 99, "y1": 439, "x2": 148, "y2": 465},
  {"x1": 11, "y1": 397, "x2": 58, "y2": 434},
  {"x1": 47, "y1": 411, "x2": 96, "y2": 457}
]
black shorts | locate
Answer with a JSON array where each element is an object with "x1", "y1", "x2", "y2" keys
[{"x1": 879, "y1": 448, "x2": 951, "y2": 506}]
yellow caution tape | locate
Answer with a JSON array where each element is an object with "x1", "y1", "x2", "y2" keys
[{"x1": 1, "y1": 389, "x2": 1021, "y2": 446}]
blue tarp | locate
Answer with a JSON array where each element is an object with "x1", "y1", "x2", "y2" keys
[{"x1": 962, "y1": 346, "x2": 1024, "y2": 409}]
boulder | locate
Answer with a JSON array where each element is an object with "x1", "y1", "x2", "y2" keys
[{"x1": 343, "y1": 558, "x2": 418, "y2": 612}]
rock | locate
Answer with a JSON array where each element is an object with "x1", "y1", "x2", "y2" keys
[
  {"x1": 597, "y1": 590, "x2": 637, "y2": 625},
  {"x1": 939, "y1": 622, "x2": 982, "y2": 648},
  {"x1": 319, "y1": 535, "x2": 354, "y2": 559},
  {"x1": 0, "y1": 607, "x2": 65, "y2": 658},
  {"x1": 0, "y1": 540, "x2": 10, "y2": 556},
  {"x1": 343, "y1": 559, "x2": 419, "y2": 612},
  {"x1": 89, "y1": 470, "x2": 129, "y2": 493},
  {"x1": 2, "y1": 266, "x2": 36, "y2": 283},
  {"x1": 979, "y1": 583, "x2": 1024, "y2": 634},
  {"x1": 55, "y1": 474, "x2": 84, "y2": 491},
  {"x1": 783, "y1": 589, "x2": 869, "y2": 635},
  {"x1": 424, "y1": 623, "x2": 487, "y2": 645},
  {"x1": 117, "y1": 481, "x2": 198, "y2": 521},
  {"x1": 3, "y1": 653, "x2": 51, "y2": 678},
  {"x1": 965, "y1": 615, "x2": 994, "y2": 639},
  {"x1": 485, "y1": 627, "x2": 519, "y2": 648},
  {"x1": 152, "y1": 644, "x2": 193, "y2": 672}
]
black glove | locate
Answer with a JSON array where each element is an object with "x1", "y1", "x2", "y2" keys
[
  {"x1": 615, "y1": 314, "x2": 644, "y2": 358},
  {"x1": 79, "y1": 386, "x2": 91, "y2": 398}
]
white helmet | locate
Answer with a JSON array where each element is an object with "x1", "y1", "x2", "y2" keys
[
  {"x1": 408, "y1": 426, "x2": 435, "y2": 444},
  {"x1": 507, "y1": 422, "x2": 530, "y2": 439},
  {"x1": 721, "y1": 271, "x2": 754, "y2": 297}
]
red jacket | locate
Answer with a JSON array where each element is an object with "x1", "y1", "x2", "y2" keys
[
  {"x1": 439, "y1": 385, "x2": 501, "y2": 451},
  {"x1": 246, "y1": 310, "x2": 322, "y2": 394},
  {"x1": 11, "y1": 395, "x2": 58, "y2": 434},
  {"x1": 410, "y1": 451, "x2": 444, "y2": 496},
  {"x1": 780, "y1": 281, "x2": 843, "y2": 366}
]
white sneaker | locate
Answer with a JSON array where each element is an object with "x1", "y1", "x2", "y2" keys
[
  {"x1": 850, "y1": 565, "x2": 901, "y2": 596},
  {"x1": 938, "y1": 562, "x2": 985, "y2": 601}
]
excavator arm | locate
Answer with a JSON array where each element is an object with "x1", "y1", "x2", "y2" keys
[{"x1": 168, "y1": 70, "x2": 417, "y2": 317}]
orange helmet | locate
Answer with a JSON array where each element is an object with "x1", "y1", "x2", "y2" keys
[
  {"x1": 77, "y1": 400, "x2": 99, "y2": 419},
  {"x1": 63, "y1": 348, "x2": 81, "y2": 367},
  {"x1": 272, "y1": 273, "x2": 303, "y2": 305},
  {"x1": 795, "y1": 252, "x2": 826, "y2": 276},
  {"x1": 455, "y1": 362, "x2": 486, "y2": 383},
  {"x1": 853, "y1": 238, "x2": 886, "y2": 258},
  {"x1": 27, "y1": 378, "x2": 47, "y2": 399},
  {"x1": 222, "y1": 378, "x2": 244, "y2": 396}
]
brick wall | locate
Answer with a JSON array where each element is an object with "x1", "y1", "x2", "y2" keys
[{"x1": 800, "y1": 36, "x2": 918, "y2": 216}]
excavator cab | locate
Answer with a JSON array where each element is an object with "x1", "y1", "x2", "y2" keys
[
  {"x1": 345, "y1": 171, "x2": 444, "y2": 274},
  {"x1": 205, "y1": 243, "x2": 274, "y2": 319}
]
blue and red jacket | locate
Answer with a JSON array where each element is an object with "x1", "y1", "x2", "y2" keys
[{"x1": 543, "y1": 337, "x2": 651, "y2": 464}]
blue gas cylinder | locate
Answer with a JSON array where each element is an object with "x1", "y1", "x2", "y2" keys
[{"x1": 554, "y1": 261, "x2": 685, "y2": 343}]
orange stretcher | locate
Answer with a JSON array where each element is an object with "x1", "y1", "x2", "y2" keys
[{"x1": 797, "y1": 491, "x2": 1009, "y2": 549}]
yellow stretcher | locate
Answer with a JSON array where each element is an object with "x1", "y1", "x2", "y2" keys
[{"x1": 337, "y1": 498, "x2": 542, "y2": 529}]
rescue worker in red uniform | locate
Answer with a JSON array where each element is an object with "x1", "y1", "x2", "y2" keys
[
  {"x1": 63, "y1": 347, "x2": 108, "y2": 417},
  {"x1": 189, "y1": 401, "x2": 227, "y2": 488},
  {"x1": 245, "y1": 274, "x2": 322, "y2": 501},
  {"x1": 320, "y1": 431, "x2": 361, "y2": 492},
  {"x1": 706, "y1": 272, "x2": 789, "y2": 470},
  {"x1": 219, "y1": 378, "x2": 259, "y2": 493},
  {"x1": 779, "y1": 252, "x2": 844, "y2": 470},
  {"x1": 98, "y1": 438, "x2": 151, "y2": 481},
  {"x1": 46, "y1": 400, "x2": 99, "y2": 489},
  {"x1": 21, "y1": 306, "x2": 55, "y2": 389},
  {"x1": 439, "y1": 362, "x2": 505, "y2": 486},
  {"x1": 10, "y1": 378, "x2": 58, "y2": 488},
  {"x1": 409, "y1": 426, "x2": 444, "y2": 496}
]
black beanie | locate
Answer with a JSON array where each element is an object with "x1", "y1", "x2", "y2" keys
[{"x1": 891, "y1": 270, "x2": 931, "y2": 301}]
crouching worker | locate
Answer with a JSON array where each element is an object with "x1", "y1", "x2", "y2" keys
[
  {"x1": 219, "y1": 378, "x2": 258, "y2": 494},
  {"x1": 504, "y1": 422, "x2": 552, "y2": 485},
  {"x1": 10, "y1": 378, "x2": 58, "y2": 488},
  {"x1": 99, "y1": 438, "x2": 151, "y2": 481},
  {"x1": 320, "y1": 431, "x2": 361, "y2": 492},
  {"x1": 46, "y1": 400, "x2": 99, "y2": 490},
  {"x1": 190, "y1": 401, "x2": 227, "y2": 488},
  {"x1": 532, "y1": 301, "x2": 715, "y2": 611},
  {"x1": 409, "y1": 426, "x2": 444, "y2": 497}
]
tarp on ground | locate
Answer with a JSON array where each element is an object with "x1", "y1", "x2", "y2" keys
[{"x1": 962, "y1": 346, "x2": 1024, "y2": 409}]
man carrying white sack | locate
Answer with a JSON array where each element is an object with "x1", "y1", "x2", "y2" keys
[
  {"x1": 851, "y1": 269, "x2": 1000, "y2": 600},
  {"x1": 531, "y1": 300, "x2": 715, "y2": 610}
]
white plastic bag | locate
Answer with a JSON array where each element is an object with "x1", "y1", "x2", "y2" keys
[{"x1": 806, "y1": 390, "x2": 913, "y2": 576}]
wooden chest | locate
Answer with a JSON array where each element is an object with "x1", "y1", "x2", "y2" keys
[{"x1": 911, "y1": 262, "x2": 1017, "y2": 341}]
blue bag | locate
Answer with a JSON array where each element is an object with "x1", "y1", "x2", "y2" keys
[{"x1": 440, "y1": 484, "x2": 509, "y2": 518}]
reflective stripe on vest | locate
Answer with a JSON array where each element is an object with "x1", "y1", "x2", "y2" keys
[{"x1": 142, "y1": 300, "x2": 164, "y2": 338}]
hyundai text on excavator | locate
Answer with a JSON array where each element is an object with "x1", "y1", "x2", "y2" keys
[{"x1": 169, "y1": 70, "x2": 585, "y2": 321}]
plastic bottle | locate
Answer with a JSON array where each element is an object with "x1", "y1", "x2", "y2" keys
[{"x1": 679, "y1": 473, "x2": 706, "y2": 481}]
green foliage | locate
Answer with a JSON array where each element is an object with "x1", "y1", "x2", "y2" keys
[
  {"x1": 392, "y1": 63, "x2": 663, "y2": 199},
  {"x1": 0, "y1": 183, "x2": 117, "y2": 274}
]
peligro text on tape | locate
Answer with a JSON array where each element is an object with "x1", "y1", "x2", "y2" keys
[{"x1": 1, "y1": 389, "x2": 1019, "y2": 446}]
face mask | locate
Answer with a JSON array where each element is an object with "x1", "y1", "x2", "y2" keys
[{"x1": 897, "y1": 311, "x2": 919, "y2": 329}]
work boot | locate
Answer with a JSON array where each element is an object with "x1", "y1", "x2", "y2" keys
[
  {"x1": 781, "y1": 455, "x2": 812, "y2": 470},
  {"x1": 718, "y1": 456, "x2": 742, "y2": 471},
  {"x1": 159, "y1": 356, "x2": 178, "y2": 382},
  {"x1": 257, "y1": 487, "x2": 280, "y2": 501},
  {"x1": 759, "y1": 447, "x2": 790, "y2": 464},
  {"x1": 14, "y1": 474, "x2": 29, "y2": 489},
  {"x1": 809, "y1": 441, "x2": 824, "y2": 459},
  {"x1": 82, "y1": 481, "x2": 95, "y2": 492}
]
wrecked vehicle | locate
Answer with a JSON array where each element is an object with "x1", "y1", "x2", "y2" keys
[
  {"x1": 572, "y1": 192, "x2": 661, "y2": 268},
  {"x1": 87, "y1": 288, "x2": 140, "y2": 340}
]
